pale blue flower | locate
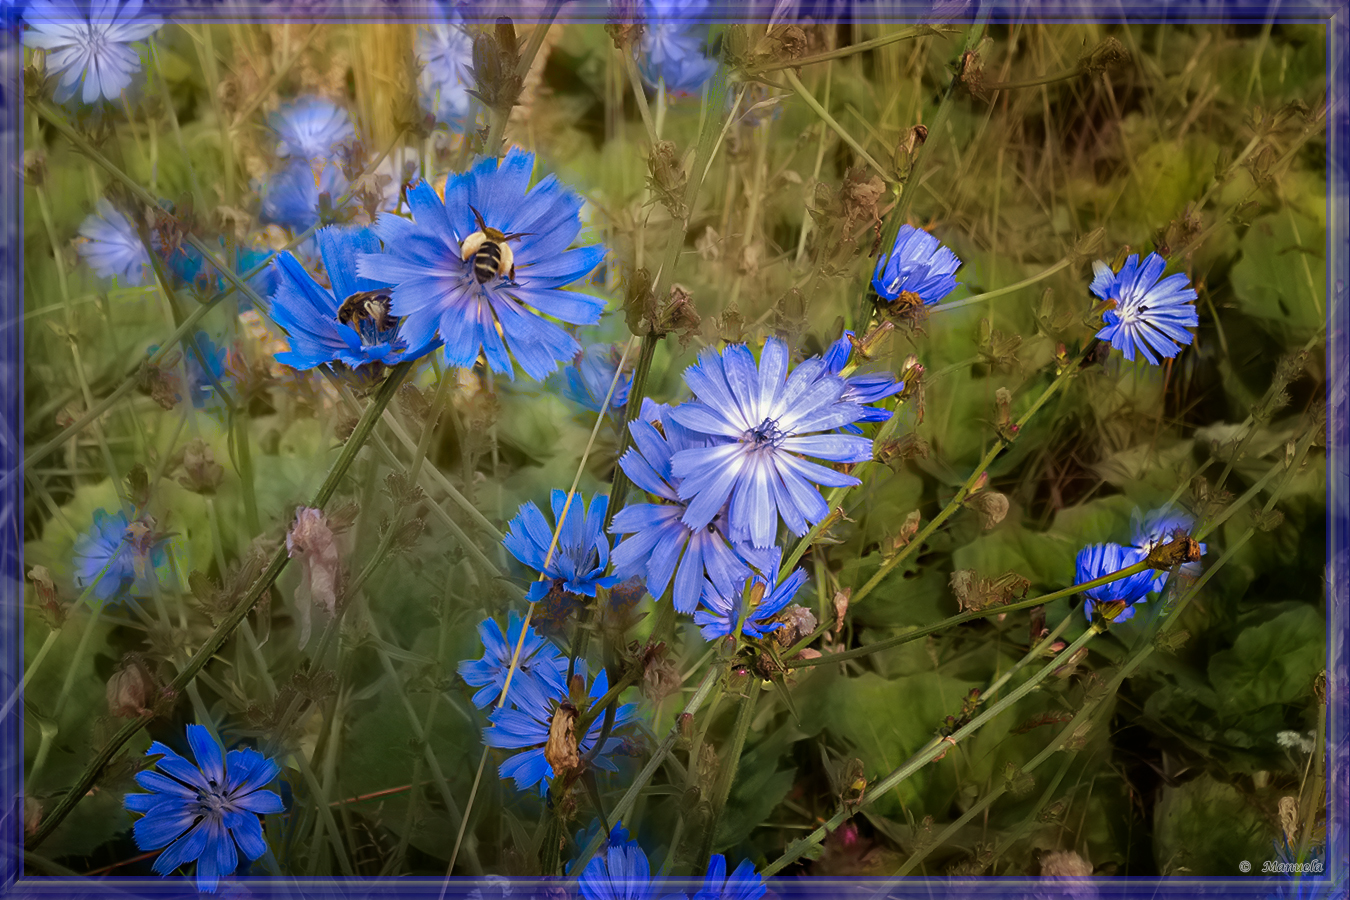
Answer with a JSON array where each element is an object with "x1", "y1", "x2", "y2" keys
[
  {"x1": 416, "y1": 20, "x2": 474, "y2": 126},
  {"x1": 76, "y1": 198, "x2": 150, "y2": 284},
  {"x1": 23, "y1": 0, "x2": 161, "y2": 105},
  {"x1": 668, "y1": 337, "x2": 874, "y2": 549},
  {"x1": 1091, "y1": 252, "x2": 1199, "y2": 365},
  {"x1": 271, "y1": 96, "x2": 356, "y2": 163}
]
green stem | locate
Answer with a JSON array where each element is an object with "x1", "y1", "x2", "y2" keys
[
  {"x1": 787, "y1": 559, "x2": 1149, "y2": 668},
  {"x1": 27, "y1": 361, "x2": 417, "y2": 851},
  {"x1": 763, "y1": 625, "x2": 1100, "y2": 876},
  {"x1": 750, "y1": 26, "x2": 957, "y2": 74},
  {"x1": 568, "y1": 664, "x2": 723, "y2": 881},
  {"x1": 781, "y1": 69, "x2": 888, "y2": 181},
  {"x1": 934, "y1": 258, "x2": 1072, "y2": 312},
  {"x1": 696, "y1": 683, "x2": 759, "y2": 873}
]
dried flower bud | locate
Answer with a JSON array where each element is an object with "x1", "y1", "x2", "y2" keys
[
  {"x1": 950, "y1": 570, "x2": 1030, "y2": 613},
  {"x1": 642, "y1": 649, "x2": 682, "y2": 706},
  {"x1": 470, "y1": 19, "x2": 524, "y2": 112},
  {"x1": 107, "y1": 656, "x2": 155, "y2": 718},
  {"x1": 1079, "y1": 36, "x2": 1129, "y2": 76},
  {"x1": 29, "y1": 566, "x2": 66, "y2": 629},
  {"x1": 1040, "y1": 850, "x2": 1093, "y2": 877},
  {"x1": 286, "y1": 507, "x2": 343, "y2": 649},
  {"x1": 178, "y1": 439, "x2": 225, "y2": 494},
  {"x1": 1278, "y1": 795, "x2": 1300, "y2": 846},
  {"x1": 832, "y1": 588, "x2": 851, "y2": 636},
  {"x1": 647, "y1": 141, "x2": 688, "y2": 220},
  {"x1": 138, "y1": 359, "x2": 181, "y2": 410},
  {"x1": 544, "y1": 701, "x2": 581, "y2": 776},
  {"x1": 964, "y1": 490, "x2": 1009, "y2": 532}
]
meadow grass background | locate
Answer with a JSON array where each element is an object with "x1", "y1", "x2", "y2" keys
[{"x1": 17, "y1": 15, "x2": 1330, "y2": 882}]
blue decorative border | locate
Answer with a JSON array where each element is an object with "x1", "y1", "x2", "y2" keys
[{"x1": 1, "y1": 1, "x2": 1346, "y2": 898}]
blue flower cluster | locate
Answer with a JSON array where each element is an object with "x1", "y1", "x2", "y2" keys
[
  {"x1": 1075, "y1": 506, "x2": 1206, "y2": 623},
  {"x1": 575, "y1": 823, "x2": 765, "y2": 900},
  {"x1": 638, "y1": 0, "x2": 718, "y2": 96},
  {"x1": 259, "y1": 97, "x2": 356, "y2": 235},
  {"x1": 463, "y1": 613, "x2": 635, "y2": 795},
  {"x1": 416, "y1": 15, "x2": 475, "y2": 128},
  {"x1": 507, "y1": 333, "x2": 903, "y2": 641}
]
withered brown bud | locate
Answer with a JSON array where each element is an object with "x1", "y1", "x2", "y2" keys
[
  {"x1": 832, "y1": 587, "x2": 850, "y2": 636},
  {"x1": 286, "y1": 507, "x2": 343, "y2": 649},
  {"x1": 470, "y1": 20, "x2": 524, "y2": 112},
  {"x1": 1040, "y1": 850, "x2": 1093, "y2": 877},
  {"x1": 1278, "y1": 795, "x2": 1300, "y2": 846},
  {"x1": 107, "y1": 655, "x2": 155, "y2": 718},
  {"x1": 1079, "y1": 36, "x2": 1129, "y2": 76},
  {"x1": 138, "y1": 359, "x2": 181, "y2": 410},
  {"x1": 178, "y1": 438, "x2": 225, "y2": 494},
  {"x1": 544, "y1": 701, "x2": 581, "y2": 775},
  {"x1": 29, "y1": 566, "x2": 65, "y2": 629},
  {"x1": 772, "y1": 24, "x2": 807, "y2": 62},
  {"x1": 642, "y1": 648, "x2": 682, "y2": 705},
  {"x1": 964, "y1": 490, "x2": 1010, "y2": 532},
  {"x1": 950, "y1": 569, "x2": 1030, "y2": 613},
  {"x1": 647, "y1": 141, "x2": 688, "y2": 220}
]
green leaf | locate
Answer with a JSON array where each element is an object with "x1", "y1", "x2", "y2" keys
[
  {"x1": 1153, "y1": 774, "x2": 1271, "y2": 875},
  {"x1": 1230, "y1": 212, "x2": 1325, "y2": 333},
  {"x1": 1208, "y1": 605, "x2": 1325, "y2": 711}
]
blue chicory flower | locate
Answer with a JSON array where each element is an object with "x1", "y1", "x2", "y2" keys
[
  {"x1": 696, "y1": 854, "x2": 767, "y2": 900},
  {"x1": 260, "y1": 158, "x2": 350, "y2": 234},
  {"x1": 416, "y1": 19, "x2": 474, "y2": 127},
  {"x1": 75, "y1": 198, "x2": 150, "y2": 284},
  {"x1": 457, "y1": 611, "x2": 569, "y2": 712},
  {"x1": 72, "y1": 508, "x2": 162, "y2": 604},
  {"x1": 610, "y1": 399, "x2": 757, "y2": 614},
  {"x1": 638, "y1": 0, "x2": 718, "y2": 96},
  {"x1": 357, "y1": 147, "x2": 607, "y2": 381},
  {"x1": 482, "y1": 665, "x2": 636, "y2": 795},
  {"x1": 562, "y1": 344, "x2": 632, "y2": 417},
  {"x1": 695, "y1": 554, "x2": 808, "y2": 642},
  {"x1": 504, "y1": 490, "x2": 620, "y2": 603},
  {"x1": 124, "y1": 724, "x2": 285, "y2": 893},
  {"x1": 1130, "y1": 506, "x2": 1206, "y2": 593},
  {"x1": 1075, "y1": 542, "x2": 1155, "y2": 623},
  {"x1": 822, "y1": 330, "x2": 904, "y2": 431},
  {"x1": 667, "y1": 336, "x2": 874, "y2": 549},
  {"x1": 267, "y1": 224, "x2": 435, "y2": 371},
  {"x1": 22, "y1": 0, "x2": 162, "y2": 105},
  {"x1": 576, "y1": 822, "x2": 655, "y2": 900},
  {"x1": 1091, "y1": 252, "x2": 1199, "y2": 365},
  {"x1": 270, "y1": 96, "x2": 356, "y2": 164},
  {"x1": 872, "y1": 224, "x2": 962, "y2": 304}
]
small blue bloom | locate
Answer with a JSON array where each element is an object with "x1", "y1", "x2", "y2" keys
[
  {"x1": 260, "y1": 158, "x2": 350, "y2": 233},
  {"x1": 1130, "y1": 506, "x2": 1205, "y2": 593},
  {"x1": 872, "y1": 225, "x2": 962, "y2": 304},
  {"x1": 416, "y1": 20, "x2": 474, "y2": 126},
  {"x1": 267, "y1": 225, "x2": 435, "y2": 371},
  {"x1": 76, "y1": 199, "x2": 150, "y2": 284},
  {"x1": 638, "y1": 0, "x2": 717, "y2": 96},
  {"x1": 822, "y1": 331, "x2": 904, "y2": 431},
  {"x1": 357, "y1": 147, "x2": 607, "y2": 382},
  {"x1": 695, "y1": 854, "x2": 766, "y2": 900},
  {"x1": 576, "y1": 823, "x2": 654, "y2": 900},
  {"x1": 695, "y1": 554, "x2": 808, "y2": 642},
  {"x1": 1091, "y1": 253, "x2": 1199, "y2": 365},
  {"x1": 482, "y1": 666, "x2": 636, "y2": 795},
  {"x1": 1075, "y1": 542, "x2": 1154, "y2": 623},
  {"x1": 271, "y1": 96, "x2": 356, "y2": 163},
  {"x1": 563, "y1": 345, "x2": 631, "y2": 416},
  {"x1": 124, "y1": 724, "x2": 285, "y2": 893},
  {"x1": 668, "y1": 336, "x2": 874, "y2": 549},
  {"x1": 23, "y1": 0, "x2": 162, "y2": 105},
  {"x1": 73, "y1": 508, "x2": 161, "y2": 604},
  {"x1": 504, "y1": 490, "x2": 619, "y2": 603},
  {"x1": 457, "y1": 611, "x2": 569, "y2": 711},
  {"x1": 611, "y1": 400, "x2": 756, "y2": 614}
]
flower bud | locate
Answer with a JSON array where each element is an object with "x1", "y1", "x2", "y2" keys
[
  {"x1": 107, "y1": 656, "x2": 154, "y2": 718},
  {"x1": 544, "y1": 701, "x2": 581, "y2": 776}
]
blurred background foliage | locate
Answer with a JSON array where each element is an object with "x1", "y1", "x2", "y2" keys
[{"x1": 19, "y1": 15, "x2": 1328, "y2": 881}]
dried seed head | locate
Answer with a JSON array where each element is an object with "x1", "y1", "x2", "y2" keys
[
  {"x1": 544, "y1": 701, "x2": 581, "y2": 776},
  {"x1": 107, "y1": 656, "x2": 155, "y2": 718},
  {"x1": 1040, "y1": 850, "x2": 1093, "y2": 877}
]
